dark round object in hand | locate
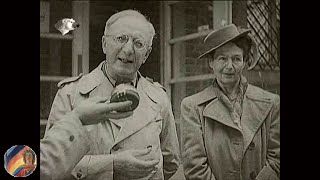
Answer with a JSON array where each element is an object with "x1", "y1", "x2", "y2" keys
[{"x1": 110, "y1": 84, "x2": 140, "y2": 112}]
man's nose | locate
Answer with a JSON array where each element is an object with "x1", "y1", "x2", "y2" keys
[{"x1": 122, "y1": 39, "x2": 134, "y2": 55}]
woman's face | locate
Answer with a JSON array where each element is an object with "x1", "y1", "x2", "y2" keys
[
  {"x1": 209, "y1": 42, "x2": 245, "y2": 88},
  {"x1": 24, "y1": 152, "x2": 33, "y2": 165}
]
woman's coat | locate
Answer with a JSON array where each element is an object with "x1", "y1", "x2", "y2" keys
[{"x1": 180, "y1": 84, "x2": 280, "y2": 180}]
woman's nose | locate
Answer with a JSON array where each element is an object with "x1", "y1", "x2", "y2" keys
[{"x1": 225, "y1": 58, "x2": 234, "y2": 69}]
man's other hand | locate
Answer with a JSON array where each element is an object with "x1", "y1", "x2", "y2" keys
[{"x1": 114, "y1": 147, "x2": 160, "y2": 179}]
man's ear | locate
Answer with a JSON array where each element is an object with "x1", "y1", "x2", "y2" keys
[
  {"x1": 102, "y1": 36, "x2": 107, "y2": 54},
  {"x1": 143, "y1": 47, "x2": 152, "y2": 64}
]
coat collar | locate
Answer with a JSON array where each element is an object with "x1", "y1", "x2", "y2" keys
[
  {"x1": 201, "y1": 86, "x2": 237, "y2": 129},
  {"x1": 78, "y1": 62, "x2": 142, "y2": 95},
  {"x1": 195, "y1": 85, "x2": 218, "y2": 105},
  {"x1": 78, "y1": 61, "x2": 106, "y2": 95},
  {"x1": 201, "y1": 84, "x2": 274, "y2": 151}
]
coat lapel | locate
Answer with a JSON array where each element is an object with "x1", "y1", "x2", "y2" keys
[
  {"x1": 201, "y1": 84, "x2": 275, "y2": 152},
  {"x1": 78, "y1": 61, "x2": 106, "y2": 95},
  {"x1": 200, "y1": 86, "x2": 240, "y2": 130},
  {"x1": 112, "y1": 78, "x2": 160, "y2": 147},
  {"x1": 88, "y1": 79, "x2": 114, "y2": 98},
  {"x1": 203, "y1": 99, "x2": 240, "y2": 130},
  {"x1": 240, "y1": 85, "x2": 274, "y2": 152}
]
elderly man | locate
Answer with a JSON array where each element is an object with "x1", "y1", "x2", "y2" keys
[{"x1": 44, "y1": 9, "x2": 180, "y2": 180}]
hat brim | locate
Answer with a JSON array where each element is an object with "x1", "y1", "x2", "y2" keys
[{"x1": 197, "y1": 29, "x2": 251, "y2": 59}]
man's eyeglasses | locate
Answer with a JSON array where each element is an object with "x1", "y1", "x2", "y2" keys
[{"x1": 105, "y1": 34, "x2": 148, "y2": 50}]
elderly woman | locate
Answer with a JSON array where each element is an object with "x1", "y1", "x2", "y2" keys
[{"x1": 180, "y1": 24, "x2": 280, "y2": 180}]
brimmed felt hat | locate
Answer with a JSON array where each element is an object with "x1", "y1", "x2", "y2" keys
[{"x1": 197, "y1": 24, "x2": 258, "y2": 70}]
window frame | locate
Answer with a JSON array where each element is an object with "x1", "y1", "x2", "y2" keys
[
  {"x1": 40, "y1": 1, "x2": 90, "y2": 127},
  {"x1": 161, "y1": 1, "x2": 232, "y2": 99}
]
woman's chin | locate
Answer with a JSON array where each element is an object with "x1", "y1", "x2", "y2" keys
[{"x1": 220, "y1": 79, "x2": 238, "y2": 87}]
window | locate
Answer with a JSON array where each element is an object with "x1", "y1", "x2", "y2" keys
[
  {"x1": 247, "y1": 0, "x2": 280, "y2": 70},
  {"x1": 162, "y1": 1, "x2": 232, "y2": 145},
  {"x1": 40, "y1": 0, "x2": 89, "y2": 138},
  {"x1": 162, "y1": 1, "x2": 232, "y2": 118}
]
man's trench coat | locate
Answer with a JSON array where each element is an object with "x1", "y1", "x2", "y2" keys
[
  {"x1": 180, "y1": 84, "x2": 280, "y2": 180},
  {"x1": 44, "y1": 62, "x2": 180, "y2": 180}
]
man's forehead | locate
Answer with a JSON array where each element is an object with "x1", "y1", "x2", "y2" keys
[{"x1": 108, "y1": 16, "x2": 151, "y2": 37}]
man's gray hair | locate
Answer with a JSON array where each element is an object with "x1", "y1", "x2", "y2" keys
[{"x1": 104, "y1": 9, "x2": 155, "y2": 46}]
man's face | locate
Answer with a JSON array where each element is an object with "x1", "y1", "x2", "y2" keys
[
  {"x1": 209, "y1": 42, "x2": 245, "y2": 87},
  {"x1": 102, "y1": 16, "x2": 152, "y2": 80}
]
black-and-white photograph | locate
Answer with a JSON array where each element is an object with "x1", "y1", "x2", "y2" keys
[{"x1": 40, "y1": 1, "x2": 280, "y2": 179}]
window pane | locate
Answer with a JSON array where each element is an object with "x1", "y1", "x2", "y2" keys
[
  {"x1": 171, "y1": 1, "x2": 213, "y2": 38},
  {"x1": 40, "y1": 1, "x2": 73, "y2": 137},
  {"x1": 247, "y1": 0, "x2": 280, "y2": 71},
  {"x1": 40, "y1": 81, "x2": 58, "y2": 120},
  {"x1": 49, "y1": 1, "x2": 72, "y2": 33},
  {"x1": 172, "y1": 38, "x2": 212, "y2": 78},
  {"x1": 40, "y1": 39, "x2": 72, "y2": 76}
]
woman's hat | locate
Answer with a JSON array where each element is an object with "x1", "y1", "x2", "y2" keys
[{"x1": 197, "y1": 24, "x2": 258, "y2": 70}]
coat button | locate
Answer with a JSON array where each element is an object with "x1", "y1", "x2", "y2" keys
[
  {"x1": 250, "y1": 171, "x2": 257, "y2": 179},
  {"x1": 76, "y1": 171, "x2": 82, "y2": 178},
  {"x1": 248, "y1": 142, "x2": 255, "y2": 150},
  {"x1": 69, "y1": 135, "x2": 75, "y2": 142}
]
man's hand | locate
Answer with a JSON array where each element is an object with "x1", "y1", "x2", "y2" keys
[
  {"x1": 114, "y1": 147, "x2": 160, "y2": 179},
  {"x1": 73, "y1": 96, "x2": 133, "y2": 125}
]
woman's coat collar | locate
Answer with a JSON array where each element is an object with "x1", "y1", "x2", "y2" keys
[{"x1": 198, "y1": 84, "x2": 275, "y2": 151}]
